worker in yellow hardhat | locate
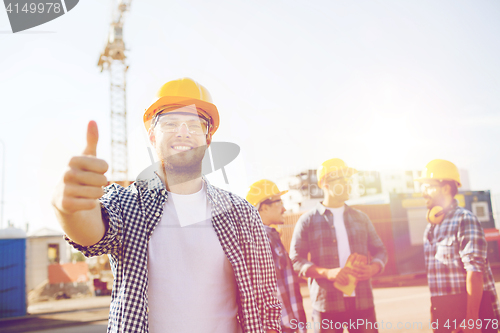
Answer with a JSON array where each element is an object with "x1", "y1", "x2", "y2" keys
[
  {"x1": 143, "y1": 77, "x2": 220, "y2": 139},
  {"x1": 416, "y1": 159, "x2": 500, "y2": 329},
  {"x1": 52, "y1": 78, "x2": 281, "y2": 333},
  {"x1": 246, "y1": 180, "x2": 307, "y2": 333},
  {"x1": 290, "y1": 158, "x2": 387, "y2": 333},
  {"x1": 416, "y1": 159, "x2": 462, "y2": 223}
]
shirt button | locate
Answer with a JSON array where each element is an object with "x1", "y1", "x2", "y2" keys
[{"x1": 155, "y1": 212, "x2": 160, "y2": 217}]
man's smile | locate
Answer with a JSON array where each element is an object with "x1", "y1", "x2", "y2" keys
[
  {"x1": 171, "y1": 145, "x2": 193, "y2": 151},
  {"x1": 169, "y1": 140, "x2": 198, "y2": 153}
]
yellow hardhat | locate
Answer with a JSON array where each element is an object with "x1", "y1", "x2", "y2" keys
[
  {"x1": 317, "y1": 158, "x2": 358, "y2": 189},
  {"x1": 143, "y1": 78, "x2": 220, "y2": 135},
  {"x1": 415, "y1": 159, "x2": 462, "y2": 187},
  {"x1": 246, "y1": 179, "x2": 288, "y2": 207}
]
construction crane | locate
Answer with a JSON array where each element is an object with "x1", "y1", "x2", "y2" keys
[{"x1": 97, "y1": 0, "x2": 132, "y2": 183}]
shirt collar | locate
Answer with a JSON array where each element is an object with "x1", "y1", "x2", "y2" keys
[
  {"x1": 443, "y1": 198, "x2": 460, "y2": 218},
  {"x1": 315, "y1": 202, "x2": 349, "y2": 215},
  {"x1": 264, "y1": 225, "x2": 276, "y2": 232},
  {"x1": 134, "y1": 162, "x2": 219, "y2": 204},
  {"x1": 204, "y1": 176, "x2": 221, "y2": 205},
  {"x1": 149, "y1": 172, "x2": 165, "y2": 191},
  {"x1": 316, "y1": 202, "x2": 327, "y2": 215}
]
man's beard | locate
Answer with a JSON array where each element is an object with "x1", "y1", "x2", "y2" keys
[
  {"x1": 424, "y1": 194, "x2": 442, "y2": 210},
  {"x1": 160, "y1": 145, "x2": 207, "y2": 186}
]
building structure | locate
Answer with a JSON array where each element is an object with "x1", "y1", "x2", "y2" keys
[{"x1": 26, "y1": 228, "x2": 72, "y2": 292}]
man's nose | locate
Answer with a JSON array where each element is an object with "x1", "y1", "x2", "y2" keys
[{"x1": 176, "y1": 123, "x2": 191, "y2": 137}]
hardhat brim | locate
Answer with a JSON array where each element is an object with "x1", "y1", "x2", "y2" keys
[
  {"x1": 144, "y1": 96, "x2": 220, "y2": 135},
  {"x1": 318, "y1": 167, "x2": 358, "y2": 188},
  {"x1": 414, "y1": 177, "x2": 462, "y2": 188},
  {"x1": 277, "y1": 190, "x2": 288, "y2": 197},
  {"x1": 255, "y1": 190, "x2": 288, "y2": 207}
]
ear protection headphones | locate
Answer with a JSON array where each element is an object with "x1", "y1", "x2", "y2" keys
[{"x1": 426, "y1": 205, "x2": 452, "y2": 224}]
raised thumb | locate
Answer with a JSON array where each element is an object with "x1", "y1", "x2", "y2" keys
[{"x1": 83, "y1": 120, "x2": 99, "y2": 156}]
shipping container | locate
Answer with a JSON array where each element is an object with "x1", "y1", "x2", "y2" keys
[{"x1": 0, "y1": 228, "x2": 27, "y2": 319}]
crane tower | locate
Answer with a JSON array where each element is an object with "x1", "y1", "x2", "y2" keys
[{"x1": 97, "y1": 0, "x2": 132, "y2": 182}]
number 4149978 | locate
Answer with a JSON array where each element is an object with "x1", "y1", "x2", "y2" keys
[
  {"x1": 443, "y1": 319, "x2": 499, "y2": 330},
  {"x1": 5, "y1": 3, "x2": 62, "y2": 14}
]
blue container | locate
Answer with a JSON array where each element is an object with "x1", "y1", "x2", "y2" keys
[{"x1": 0, "y1": 229, "x2": 27, "y2": 319}]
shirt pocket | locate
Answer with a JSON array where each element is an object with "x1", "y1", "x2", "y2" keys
[{"x1": 435, "y1": 237, "x2": 459, "y2": 266}]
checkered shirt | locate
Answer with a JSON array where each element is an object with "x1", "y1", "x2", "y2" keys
[
  {"x1": 264, "y1": 226, "x2": 307, "y2": 332},
  {"x1": 424, "y1": 201, "x2": 500, "y2": 319},
  {"x1": 65, "y1": 175, "x2": 282, "y2": 333},
  {"x1": 289, "y1": 203, "x2": 387, "y2": 313}
]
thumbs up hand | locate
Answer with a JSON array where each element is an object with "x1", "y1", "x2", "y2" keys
[
  {"x1": 83, "y1": 120, "x2": 99, "y2": 157},
  {"x1": 52, "y1": 121, "x2": 109, "y2": 215}
]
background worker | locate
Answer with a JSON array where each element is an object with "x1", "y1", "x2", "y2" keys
[
  {"x1": 52, "y1": 78, "x2": 281, "y2": 333},
  {"x1": 289, "y1": 158, "x2": 387, "y2": 333},
  {"x1": 417, "y1": 159, "x2": 500, "y2": 333},
  {"x1": 247, "y1": 180, "x2": 308, "y2": 333}
]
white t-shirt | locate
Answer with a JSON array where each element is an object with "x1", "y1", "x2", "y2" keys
[
  {"x1": 147, "y1": 184, "x2": 241, "y2": 333},
  {"x1": 325, "y1": 205, "x2": 355, "y2": 297}
]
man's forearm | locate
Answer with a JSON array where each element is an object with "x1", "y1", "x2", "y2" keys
[
  {"x1": 54, "y1": 203, "x2": 106, "y2": 246},
  {"x1": 305, "y1": 265, "x2": 329, "y2": 279},
  {"x1": 304, "y1": 265, "x2": 349, "y2": 284},
  {"x1": 466, "y1": 271, "x2": 484, "y2": 319}
]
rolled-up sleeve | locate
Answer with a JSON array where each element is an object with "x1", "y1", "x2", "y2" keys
[
  {"x1": 289, "y1": 214, "x2": 313, "y2": 278},
  {"x1": 458, "y1": 211, "x2": 487, "y2": 272},
  {"x1": 64, "y1": 184, "x2": 123, "y2": 257},
  {"x1": 365, "y1": 214, "x2": 388, "y2": 272}
]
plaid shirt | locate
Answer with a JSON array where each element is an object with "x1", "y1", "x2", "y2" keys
[
  {"x1": 289, "y1": 203, "x2": 387, "y2": 313},
  {"x1": 65, "y1": 175, "x2": 282, "y2": 333},
  {"x1": 424, "y1": 201, "x2": 500, "y2": 319},
  {"x1": 264, "y1": 226, "x2": 307, "y2": 332}
]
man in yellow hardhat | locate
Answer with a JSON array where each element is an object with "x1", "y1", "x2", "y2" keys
[
  {"x1": 247, "y1": 180, "x2": 307, "y2": 333},
  {"x1": 416, "y1": 159, "x2": 499, "y2": 332},
  {"x1": 52, "y1": 78, "x2": 281, "y2": 333},
  {"x1": 290, "y1": 158, "x2": 387, "y2": 333}
]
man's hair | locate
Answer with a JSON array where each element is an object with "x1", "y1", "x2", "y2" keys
[
  {"x1": 442, "y1": 180, "x2": 458, "y2": 197},
  {"x1": 257, "y1": 200, "x2": 271, "y2": 212}
]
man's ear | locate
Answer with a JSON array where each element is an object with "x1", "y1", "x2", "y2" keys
[
  {"x1": 441, "y1": 183, "x2": 451, "y2": 196},
  {"x1": 148, "y1": 128, "x2": 156, "y2": 147},
  {"x1": 206, "y1": 133, "x2": 213, "y2": 147}
]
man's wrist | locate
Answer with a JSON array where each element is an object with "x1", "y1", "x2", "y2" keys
[
  {"x1": 319, "y1": 267, "x2": 329, "y2": 278},
  {"x1": 314, "y1": 267, "x2": 329, "y2": 279},
  {"x1": 370, "y1": 262, "x2": 382, "y2": 276}
]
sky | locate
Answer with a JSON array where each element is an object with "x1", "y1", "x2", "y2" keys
[{"x1": 0, "y1": 0, "x2": 499, "y2": 233}]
